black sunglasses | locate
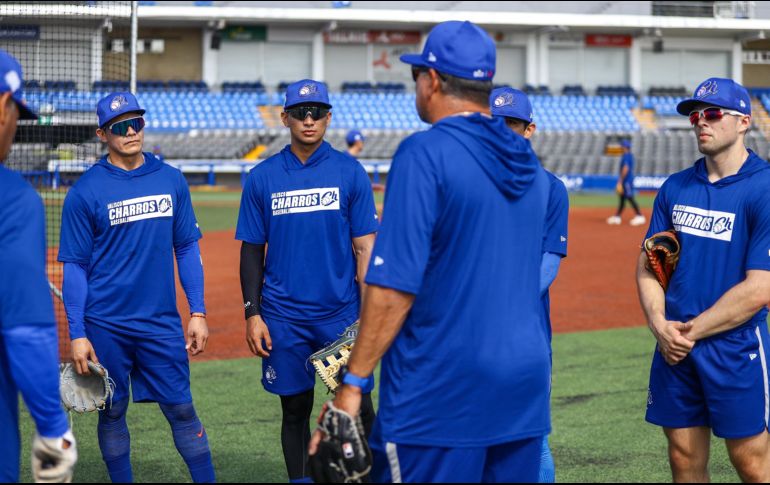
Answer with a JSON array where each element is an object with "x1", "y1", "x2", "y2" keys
[
  {"x1": 106, "y1": 116, "x2": 145, "y2": 136},
  {"x1": 411, "y1": 66, "x2": 447, "y2": 83},
  {"x1": 285, "y1": 105, "x2": 330, "y2": 121}
]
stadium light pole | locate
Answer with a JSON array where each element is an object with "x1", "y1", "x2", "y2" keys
[{"x1": 130, "y1": 0, "x2": 138, "y2": 94}]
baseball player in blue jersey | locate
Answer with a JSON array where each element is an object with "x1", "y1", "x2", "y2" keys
[
  {"x1": 58, "y1": 92, "x2": 215, "y2": 483},
  {"x1": 638, "y1": 78, "x2": 770, "y2": 482},
  {"x1": 0, "y1": 48, "x2": 78, "y2": 484},
  {"x1": 310, "y1": 21, "x2": 551, "y2": 483},
  {"x1": 236, "y1": 79, "x2": 378, "y2": 483},
  {"x1": 345, "y1": 129, "x2": 365, "y2": 159},
  {"x1": 607, "y1": 139, "x2": 645, "y2": 226},
  {"x1": 490, "y1": 86, "x2": 569, "y2": 483}
]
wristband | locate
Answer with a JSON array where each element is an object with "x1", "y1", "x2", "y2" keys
[{"x1": 340, "y1": 366, "x2": 373, "y2": 390}]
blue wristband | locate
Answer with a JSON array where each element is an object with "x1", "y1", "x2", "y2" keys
[{"x1": 341, "y1": 368, "x2": 373, "y2": 390}]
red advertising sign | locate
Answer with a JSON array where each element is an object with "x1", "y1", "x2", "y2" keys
[
  {"x1": 324, "y1": 30, "x2": 421, "y2": 45},
  {"x1": 585, "y1": 34, "x2": 633, "y2": 47}
]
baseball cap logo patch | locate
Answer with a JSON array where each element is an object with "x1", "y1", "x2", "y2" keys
[
  {"x1": 695, "y1": 80, "x2": 718, "y2": 99},
  {"x1": 428, "y1": 52, "x2": 437, "y2": 63},
  {"x1": 110, "y1": 95, "x2": 127, "y2": 111},
  {"x1": 299, "y1": 83, "x2": 317, "y2": 97},
  {"x1": 494, "y1": 93, "x2": 514, "y2": 107},
  {"x1": 473, "y1": 69, "x2": 485, "y2": 78},
  {"x1": 4, "y1": 70, "x2": 20, "y2": 93}
]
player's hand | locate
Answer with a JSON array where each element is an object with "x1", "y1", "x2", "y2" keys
[
  {"x1": 186, "y1": 315, "x2": 209, "y2": 356},
  {"x1": 246, "y1": 315, "x2": 272, "y2": 358},
  {"x1": 31, "y1": 429, "x2": 78, "y2": 483},
  {"x1": 71, "y1": 338, "x2": 99, "y2": 375},
  {"x1": 652, "y1": 319, "x2": 695, "y2": 365},
  {"x1": 308, "y1": 384, "x2": 362, "y2": 456},
  {"x1": 615, "y1": 182, "x2": 623, "y2": 195}
]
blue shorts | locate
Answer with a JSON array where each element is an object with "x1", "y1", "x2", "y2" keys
[
  {"x1": 646, "y1": 322, "x2": 770, "y2": 439},
  {"x1": 622, "y1": 181, "x2": 635, "y2": 197},
  {"x1": 87, "y1": 324, "x2": 192, "y2": 405},
  {"x1": 260, "y1": 316, "x2": 373, "y2": 396},
  {"x1": 369, "y1": 421, "x2": 541, "y2": 483}
]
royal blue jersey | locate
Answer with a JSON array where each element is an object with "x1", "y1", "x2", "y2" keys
[
  {"x1": 366, "y1": 114, "x2": 551, "y2": 447},
  {"x1": 646, "y1": 150, "x2": 770, "y2": 327},
  {"x1": 542, "y1": 172, "x2": 569, "y2": 343},
  {"x1": 58, "y1": 153, "x2": 201, "y2": 337},
  {"x1": 620, "y1": 153, "x2": 634, "y2": 184},
  {"x1": 235, "y1": 141, "x2": 378, "y2": 325}
]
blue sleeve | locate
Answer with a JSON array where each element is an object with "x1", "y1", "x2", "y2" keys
[
  {"x1": 644, "y1": 182, "x2": 672, "y2": 240},
  {"x1": 235, "y1": 170, "x2": 267, "y2": 244},
  {"x1": 365, "y1": 136, "x2": 439, "y2": 294},
  {"x1": 63, "y1": 262, "x2": 88, "y2": 340},
  {"x1": 58, "y1": 188, "x2": 94, "y2": 265},
  {"x1": 747, "y1": 192, "x2": 770, "y2": 271},
  {"x1": 175, "y1": 240, "x2": 206, "y2": 314},
  {"x1": 542, "y1": 177, "x2": 569, "y2": 257},
  {"x1": 540, "y1": 252, "x2": 562, "y2": 296},
  {"x1": 173, "y1": 171, "x2": 202, "y2": 246},
  {"x1": 349, "y1": 162, "x2": 379, "y2": 238},
  {"x1": 1, "y1": 324, "x2": 69, "y2": 437},
  {"x1": 0, "y1": 187, "x2": 56, "y2": 327}
]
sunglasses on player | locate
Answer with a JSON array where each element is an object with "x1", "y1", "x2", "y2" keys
[
  {"x1": 105, "y1": 116, "x2": 145, "y2": 136},
  {"x1": 411, "y1": 66, "x2": 449, "y2": 83},
  {"x1": 285, "y1": 105, "x2": 330, "y2": 121},
  {"x1": 688, "y1": 107, "x2": 746, "y2": 126}
]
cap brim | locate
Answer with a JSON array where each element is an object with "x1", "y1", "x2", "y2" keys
[
  {"x1": 676, "y1": 99, "x2": 702, "y2": 116},
  {"x1": 13, "y1": 98, "x2": 37, "y2": 120},
  {"x1": 100, "y1": 109, "x2": 146, "y2": 128},
  {"x1": 399, "y1": 53, "x2": 428, "y2": 67},
  {"x1": 284, "y1": 101, "x2": 332, "y2": 109}
]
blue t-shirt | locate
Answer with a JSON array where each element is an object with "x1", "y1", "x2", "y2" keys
[
  {"x1": 366, "y1": 113, "x2": 552, "y2": 447},
  {"x1": 235, "y1": 141, "x2": 378, "y2": 325},
  {"x1": 542, "y1": 172, "x2": 569, "y2": 343},
  {"x1": 57, "y1": 153, "x2": 201, "y2": 337},
  {"x1": 0, "y1": 167, "x2": 55, "y2": 328},
  {"x1": 646, "y1": 150, "x2": 770, "y2": 328},
  {"x1": 620, "y1": 152, "x2": 634, "y2": 185}
]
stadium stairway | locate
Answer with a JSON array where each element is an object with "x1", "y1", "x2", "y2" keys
[
  {"x1": 750, "y1": 98, "x2": 770, "y2": 140},
  {"x1": 259, "y1": 106, "x2": 283, "y2": 129},
  {"x1": 632, "y1": 107, "x2": 658, "y2": 131}
]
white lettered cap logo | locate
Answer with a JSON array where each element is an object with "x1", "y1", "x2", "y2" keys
[
  {"x1": 110, "y1": 95, "x2": 127, "y2": 111},
  {"x1": 299, "y1": 84, "x2": 317, "y2": 97}
]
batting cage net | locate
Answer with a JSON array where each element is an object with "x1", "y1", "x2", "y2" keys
[{"x1": 1, "y1": 1, "x2": 135, "y2": 360}]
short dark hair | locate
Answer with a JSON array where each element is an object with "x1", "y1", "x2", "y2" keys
[{"x1": 437, "y1": 72, "x2": 493, "y2": 106}]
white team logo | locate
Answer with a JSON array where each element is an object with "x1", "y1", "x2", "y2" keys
[
  {"x1": 740, "y1": 99, "x2": 746, "y2": 108},
  {"x1": 428, "y1": 52, "x2": 437, "y2": 63},
  {"x1": 299, "y1": 83, "x2": 317, "y2": 97},
  {"x1": 671, "y1": 204, "x2": 735, "y2": 242},
  {"x1": 320, "y1": 191, "x2": 338, "y2": 207},
  {"x1": 751, "y1": 353, "x2": 758, "y2": 361},
  {"x1": 110, "y1": 95, "x2": 127, "y2": 111},
  {"x1": 107, "y1": 194, "x2": 174, "y2": 227},
  {"x1": 4, "y1": 71, "x2": 21, "y2": 93},
  {"x1": 560, "y1": 236, "x2": 567, "y2": 242},
  {"x1": 271, "y1": 187, "x2": 340, "y2": 216},
  {"x1": 158, "y1": 197, "x2": 172, "y2": 213},
  {"x1": 374, "y1": 256, "x2": 384, "y2": 266},
  {"x1": 695, "y1": 80, "x2": 718, "y2": 99},
  {"x1": 473, "y1": 69, "x2": 486, "y2": 78},
  {"x1": 494, "y1": 93, "x2": 514, "y2": 108},
  {"x1": 265, "y1": 366, "x2": 277, "y2": 384}
]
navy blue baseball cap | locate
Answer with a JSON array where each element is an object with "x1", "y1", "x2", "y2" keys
[
  {"x1": 284, "y1": 79, "x2": 331, "y2": 109},
  {"x1": 0, "y1": 48, "x2": 37, "y2": 120},
  {"x1": 676, "y1": 78, "x2": 751, "y2": 116},
  {"x1": 97, "y1": 92, "x2": 145, "y2": 128},
  {"x1": 400, "y1": 21, "x2": 495, "y2": 81},
  {"x1": 346, "y1": 129, "x2": 365, "y2": 145},
  {"x1": 489, "y1": 87, "x2": 533, "y2": 123},
  {"x1": 620, "y1": 139, "x2": 632, "y2": 148}
]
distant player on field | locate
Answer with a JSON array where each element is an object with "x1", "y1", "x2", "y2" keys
[
  {"x1": 237, "y1": 79, "x2": 378, "y2": 483},
  {"x1": 638, "y1": 77, "x2": 770, "y2": 482},
  {"x1": 345, "y1": 129, "x2": 365, "y2": 159},
  {"x1": 310, "y1": 21, "x2": 551, "y2": 483},
  {"x1": 607, "y1": 139, "x2": 645, "y2": 226},
  {"x1": 58, "y1": 91, "x2": 215, "y2": 483},
  {"x1": 490, "y1": 86, "x2": 568, "y2": 483},
  {"x1": 0, "y1": 47, "x2": 78, "y2": 484}
]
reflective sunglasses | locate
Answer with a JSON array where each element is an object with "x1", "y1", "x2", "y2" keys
[
  {"x1": 285, "y1": 105, "x2": 330, "y2": 121},
  {"x1": 688, "y1": 107, "x2": 745, "y2": 126},
  {"x1": 411, "y1": 66, "x2": 447, "y2": 83},
  {"x1": 107, "y1": 116, "x2": 145, "y2": 136}
]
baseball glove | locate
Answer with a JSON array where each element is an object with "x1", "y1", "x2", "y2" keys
[
  {"x1": 643, "y1": 230, "x2": 680, "y2": 291},
  {"x1": 310, "y1": 322, "x2": 359, "y2": 392},
  {"x1": 309, "y1": 400, "x2": 372, "y2": 483},
  {"x1": 59, "y1": 361, "x2": 114, "y2": 413}
]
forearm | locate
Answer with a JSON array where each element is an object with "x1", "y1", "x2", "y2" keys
[
  {"x1": 175, "y1": 240, "x2": 206, "y2": 314},
  {"x1": 687, "y1": 274, "x2": 770, "y2": 341},
  {"x1": 2, "y1": 324, "x2": 69, "y2": 437},
  {"x1": 636, "y1": 252, "x2": 667, "y2": 337},
  {"x1": 240, "y1": 242, "x2": 265, "y2": 319},
  {"x1": 347, "y1": 285, "x2": 414, "y2": 378},
  {"x1": 63, "y1": 262, "x2": 88, "y2": 340},
  {"x1": 352, "y1": 234, "x2": 375, "y2": 302}
]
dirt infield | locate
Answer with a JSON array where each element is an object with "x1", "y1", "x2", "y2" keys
[{"x1": 184, "y1": 206, "x2": 653, "y2": 361}]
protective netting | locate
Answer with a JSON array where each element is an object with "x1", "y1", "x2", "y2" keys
[{"x1": 0, "y1": 1, "x2": 134, "y2": 360}]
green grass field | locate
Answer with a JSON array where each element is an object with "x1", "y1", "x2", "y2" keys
[{"x1": 17, "y1": 326, "x2": 739, "y2": 483}]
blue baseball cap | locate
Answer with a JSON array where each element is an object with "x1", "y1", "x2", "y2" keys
[
  {"x1": 489, "y1": 87, "x2": 533, "y2": 123},
  {"x1": 284, "y1": 79, "x2": 331, "y2": 109},
  {"x1": 97, "y1": 92, "x2": 145, "y2": 128},
  {"x1": 620, "y1": 139, "x2": 632, "y2": 148},
  {"x1": 0, "y1": 48, "x2": 37, "y2": 120},
  {"x1": 346, "y1": 129, "x2": 365, "y2": 145},
  {"x1": 400, "y1": 21, "x2": 495, "y2": 81},
  {"x1": 676, "y1": 78, "x2": 751, "y2": 116}
]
